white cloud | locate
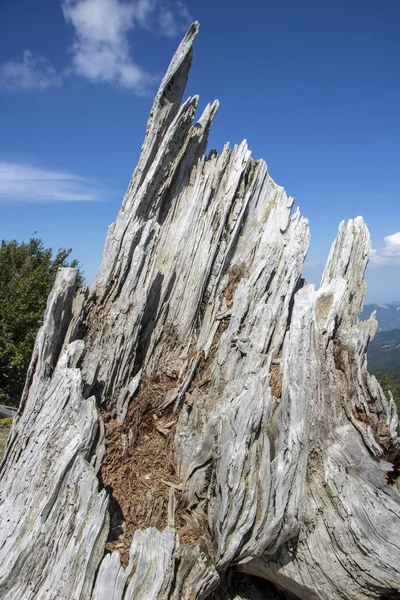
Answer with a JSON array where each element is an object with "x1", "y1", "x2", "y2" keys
[
  {"x1": 61, "y1": 0, "x2": 191, "y2": 90},
  {"x1": 61, "y1": 0, "x2": 147, "y2": 90},
  {"x1": 0, "y1": 51, "x2": 62, "y2": 91},
  {"x1": 370, "y1": 232, "x2": 400, "y2": 268},
  {"x1": 0, "y1": 0, "x2": 192, "y2": 93},
  {"x1": 157, "y1": 1, "x2": 193, "y2": 37},
  {"x1": 303, "y1": 260, "x2": 322, "y2": 269},
  {"x1": 0, "y1": 162, "x2": 104, "y2": 202}
]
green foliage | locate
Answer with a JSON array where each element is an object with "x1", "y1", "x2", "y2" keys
[
  {"x1": 0, "y1": 417, "x2": 13, "y2": 461},
  {"x1": 0, "y1": 236, "x2": 83, "y2": 406},
  {"x1": 368, "y1": 329, "x2": 400, "y2": 413},
  {"x1": 368, "y1": 330, "x2": 400, "y2": 378},
  {"x1": 376, "y1": 373, "x2": 400, "y2": 413}
]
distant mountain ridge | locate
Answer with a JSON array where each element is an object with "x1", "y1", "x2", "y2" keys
[
  {"x1": 368, "y1": 328, "x2": 400, "y2": 384},
  {"x1": 361, "y1": 301, "x2": 400, "y2": 331}
]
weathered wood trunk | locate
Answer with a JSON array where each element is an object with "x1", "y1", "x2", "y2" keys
[{"x1": 1, "y1": 23, "x2": 399, "y2": 600}]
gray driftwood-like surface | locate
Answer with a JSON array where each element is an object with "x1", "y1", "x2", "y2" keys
[{"x1": 0, "y1": 22, "x2": 399, "y2": 600}]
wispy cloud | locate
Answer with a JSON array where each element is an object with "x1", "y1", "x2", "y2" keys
[
  {"x1": 0, "y1": 51, "x2": 62, "y2": 91},
  {"x1": 0, "y1": 162, "x2": 104, "y2": 202},
  {"x1": 62, "y1": 0, "x2": 154, "y2": 91},
  {"x1": 133, "y1": 0, "x2": 193, "y2": 37},
  {"x1": 370, "y1": 232, "x2": 400, "y2": 268},
  {"x1": 0, "y1": 0, "x2": 192, "y2": 93},
  {"x1": 303, "y1": 260, "x2": 323, "y2": 269},
  {"x1": 158, "y1": 2, "x2": 193, "y2": 37}
]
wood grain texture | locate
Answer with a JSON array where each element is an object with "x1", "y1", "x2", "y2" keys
[{"x1": 0, "y1": 23, "x2": 399, "y2": 600}]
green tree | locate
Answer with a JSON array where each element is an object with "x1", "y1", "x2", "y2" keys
[{"x1": 0, "y1": 236, "x2": 83, "y2": 406}]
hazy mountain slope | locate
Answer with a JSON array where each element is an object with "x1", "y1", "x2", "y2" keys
[
  {"x1": 368, "y1": 329, "x2": 400, "y2": 382},
  {"x1": 361, "y1": 302, "x2": 400, "y2": 331}
]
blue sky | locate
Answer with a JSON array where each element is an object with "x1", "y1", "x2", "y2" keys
[{"x1": 0, "y1": 0, "x2": 399, "y2": 302}]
